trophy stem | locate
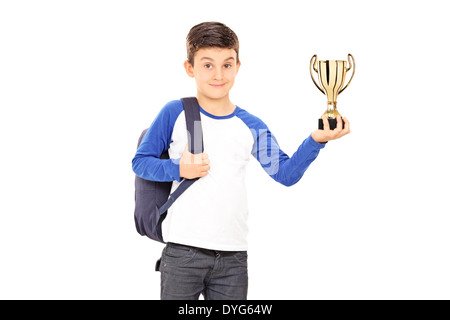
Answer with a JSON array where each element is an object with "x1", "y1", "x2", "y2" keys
[{"x1": 323, "y1": 102, "x2": 342, "y2": 118}]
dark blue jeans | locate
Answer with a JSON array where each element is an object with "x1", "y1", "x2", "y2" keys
[{"x1": 158, "y1": 242, "x2": 248, "y2": 300}]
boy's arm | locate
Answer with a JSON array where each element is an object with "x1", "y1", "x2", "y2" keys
[
  {"x1": 238, "y1": 109, "x2": 326, "y2": 186},
  {"x1": 132, "y1": 101, "x2": 183, "y2": 182},
  {"x1": 245, "y1": 111, "x2": 350, "y2": 187},
  {"x1": 253, "y1": 127, "x2": 326, "y2": 187}
]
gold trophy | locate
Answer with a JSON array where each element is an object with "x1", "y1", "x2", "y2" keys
[{"x1": 310, "y1": 54, "x2": 355, "y2": 130}]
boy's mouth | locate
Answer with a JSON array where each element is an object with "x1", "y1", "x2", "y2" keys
[{"x1": 210, "y1": 83, "x2": 226, "y2": 88}]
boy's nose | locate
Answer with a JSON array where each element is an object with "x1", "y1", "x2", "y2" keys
[{"x1": 214, "y1": 68, "x2": 223, "y2": 80}]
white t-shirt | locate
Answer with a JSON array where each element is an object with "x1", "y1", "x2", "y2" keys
[{"x1": 133, "y1": 99, "x2": 326, "y2": 251}]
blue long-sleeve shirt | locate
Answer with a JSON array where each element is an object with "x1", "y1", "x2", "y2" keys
[{"x1": 132, "y1": 100, "x2": 325, "y2": 250}]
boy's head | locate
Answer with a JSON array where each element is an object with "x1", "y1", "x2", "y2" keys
[
  {"x1": 184, "y1": 22, "x2": 241, "y2": 101},
  {"x1": 186, "y1": 22, "x2": 239, "y2": 66}
]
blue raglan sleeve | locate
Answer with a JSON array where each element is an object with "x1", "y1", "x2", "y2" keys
[
  {"x1": 237, "y1": 109, "x2": 326, "y2": 186},
  {"x1": 132, "y1": 100, "x2": 184, "y2": 182}
]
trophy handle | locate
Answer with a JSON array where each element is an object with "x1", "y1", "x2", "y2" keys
[
  {"x1": 339, "y1": 53, "x2": 355, "y2": 94},
  {"x1": 310, "y1": 55, "x2": 325, "y2": 95}
]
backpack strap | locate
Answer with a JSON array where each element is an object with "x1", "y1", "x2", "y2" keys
[
  {"x1": 183, "y1": 97, "x2": 204, "y2": 154},
  {"x1": 158, "y1": 97, "x2": 203, "y2": 214}
]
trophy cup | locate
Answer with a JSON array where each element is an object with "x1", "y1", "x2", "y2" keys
[{"x1": 310, "y1": 54, "x2": 355, "y2": 130}]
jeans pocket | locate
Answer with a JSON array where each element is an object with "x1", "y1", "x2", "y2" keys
[
  {"x1": 163, "y1": 243, "x2": 197, "y2": 267},
  {"x1": 232, "y1": 251, "x2": 248, "y2": 266}
]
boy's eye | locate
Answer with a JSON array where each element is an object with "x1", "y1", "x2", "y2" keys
[
  {"x1": 204, "y1": 64, "x2": 213, "y2": 69},
  {"x1": 224, "y1": 64, "x2": 232, "y2": 69}
]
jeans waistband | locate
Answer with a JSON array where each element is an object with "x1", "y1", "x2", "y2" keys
[{"x1": 167, "y1": 242, "x2": 246, "y2": 256}]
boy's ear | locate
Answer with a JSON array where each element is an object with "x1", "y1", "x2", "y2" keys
[
  {"x1": 236, "y1": 60, "x2": 241, "y2": 75},
  {"x1": 184, "y1": 60, "x2": 195, "y2": 78}
]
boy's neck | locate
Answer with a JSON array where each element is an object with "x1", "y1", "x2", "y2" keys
[{"x1": 196, "y1": 93, "x2": 236, "y2": 117}]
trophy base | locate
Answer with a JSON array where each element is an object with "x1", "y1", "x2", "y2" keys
[{"x1": 318, "y1": 118, "x2": 346, "y2": 130}]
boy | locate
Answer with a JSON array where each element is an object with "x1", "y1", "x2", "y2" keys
[{"x1": 132, "y1": 22, "x2": 350, "y2": 300}]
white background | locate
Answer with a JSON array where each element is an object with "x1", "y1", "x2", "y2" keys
[{"x1": 1, "y1": 0, "x2": 449, "y2": 299}]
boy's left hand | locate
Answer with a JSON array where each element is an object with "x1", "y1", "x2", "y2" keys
[{"x1": 311, "y1": 115, "x2": 350, "y2": 143}]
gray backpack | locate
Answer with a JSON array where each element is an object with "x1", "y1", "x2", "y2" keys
[{"x1": 134, "y1": 97, "x2": 203, "y2": 242}]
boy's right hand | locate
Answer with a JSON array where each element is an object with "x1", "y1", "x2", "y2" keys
[{"x1": 179, "y1": 144, "x2": 210, "y2": 179}]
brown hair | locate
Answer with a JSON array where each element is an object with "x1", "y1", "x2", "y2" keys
[{"x1": 186, "y1": 22, "x2": 239, "y2": 66}]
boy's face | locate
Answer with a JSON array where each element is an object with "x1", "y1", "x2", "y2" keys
[{"x1": 184, "y1": 47, "x2": 240, "y2": 101}]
